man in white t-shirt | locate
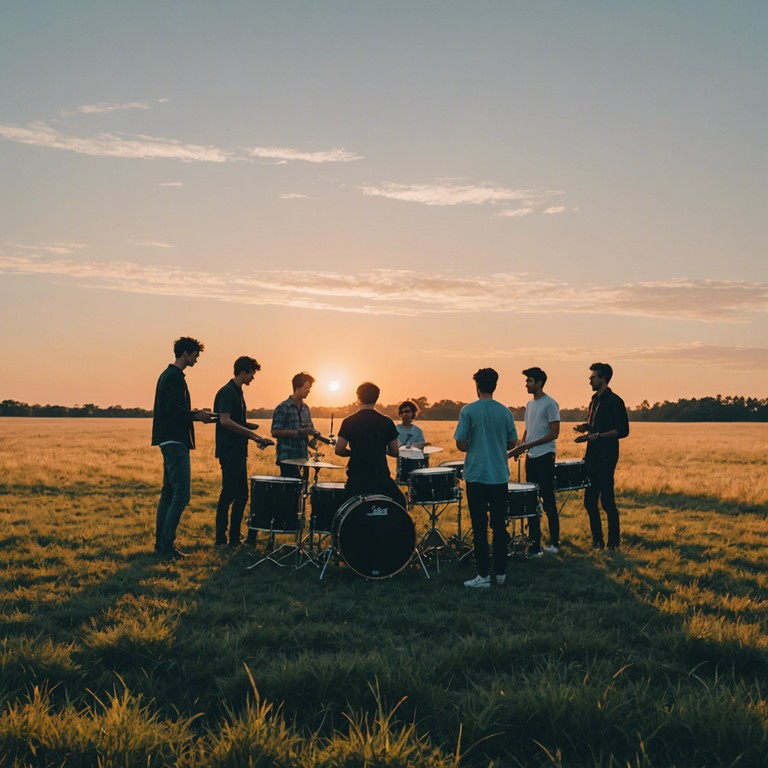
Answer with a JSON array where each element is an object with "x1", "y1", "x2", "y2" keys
[{"x1": 509, "y1": 367, "x2": 561, "y2": 554}]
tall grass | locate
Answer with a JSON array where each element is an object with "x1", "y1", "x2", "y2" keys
[{"x1": 0, "y1": 417, "x2": 766, "y2": 766}]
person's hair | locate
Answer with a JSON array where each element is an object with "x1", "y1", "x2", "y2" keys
[
  {"x1": 173, "y1": 337, "x2": 204, "y2": 358},
  {"x1": 522, "y1": 367, "x2": 547, "y2": 387},
  {"x1": 590, "y1": 362, "x2": 613, "y2": 384},
  {"x1": 473, "y1": 368, "x2": 499, "y2": 394},
  {"x1": 357, "y1": 381, "x2": 380, "y2": 405},
  {"x1": 292, "y1": 372, "x2": 315, "y2": 391},
  {"x1": 234, "y1": 356, "x2": 261, "y2": 376},
  {"x1": 398, "y1": 399, "x2": 420, "y2": 417}
]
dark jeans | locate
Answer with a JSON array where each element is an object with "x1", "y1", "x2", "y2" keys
[
  {"x1": 216, "y1": 455, "x2": 248, "y2": 545},
  {"x1": 526, "y1": 453, "x2": 559, "y2": 547},
  {"x1": 156, "y1": 443, "x2": 191, "y2": 549},
  {"x1": 584, "y1": 458, "x2": 620, "y2": 547},
  {"x1": 466, "y1": 481, "x2": 509, "y2": 577},
  {"x1": 344, "y1": 476, "x2": 407, "y2": 509}
]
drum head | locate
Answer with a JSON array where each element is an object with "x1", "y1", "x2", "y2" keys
[{"x1": 333, "y1": 495, "x2": 415, "y2": 579}]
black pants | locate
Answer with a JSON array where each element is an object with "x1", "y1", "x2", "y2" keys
[
  {"x1": 526, "y1": 453, "x2": 559, "y2": 547},
  {"x1": 216, "y1": 456, "x2": 248, "y2": 545},
  {"x1": 584, "y1": 458, "x2": 620, "y2": 548},
  {"x1": 466, "y1": 481, "x2": 509, "y2": 577}
]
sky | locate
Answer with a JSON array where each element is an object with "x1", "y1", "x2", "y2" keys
[{"x1": 1, "y1": 1, "x2": 766, "y2": 411}]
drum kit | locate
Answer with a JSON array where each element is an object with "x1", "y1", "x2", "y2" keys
[
  {"x1": 247, "y1": 437, "x2": 430, "y2": 580},
  {"x1": 246, "y1": 431, "x2": 591, "y2": 575}
]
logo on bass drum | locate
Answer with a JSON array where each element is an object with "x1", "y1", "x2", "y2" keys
[{"x1": 367, "y1": 505, "x2": 389, "y2": 517}]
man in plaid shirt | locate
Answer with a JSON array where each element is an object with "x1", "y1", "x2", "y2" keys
[{"x1": 270, "y1": 372, "x2": 319, "y2": 478}]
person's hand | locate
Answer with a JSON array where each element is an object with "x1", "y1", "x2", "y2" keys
[
  {"x1": 195, "y1": 410, "x2": 216, "y2": 424},
  {"x1": 573, "y1": 423, "x2": 589, "y2": 434},
  {"x1": 508, "y1": 445, "x2": 526, "y2": 459}
]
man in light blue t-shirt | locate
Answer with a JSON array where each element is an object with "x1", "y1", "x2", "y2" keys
[
  {"x1": 454, "y1": 368, "x2": 518, "y2": 588},
  {"x1": 509, "y1": 367, "x2": 561, "y2": 555}
]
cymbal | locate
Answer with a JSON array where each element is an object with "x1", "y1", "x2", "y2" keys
[
  {"x1": 423, "y1": 446, "x2": 444, "y2": 455},
  {"x1": 282, "y1": 458, "x2": 341, "y2": 469}
]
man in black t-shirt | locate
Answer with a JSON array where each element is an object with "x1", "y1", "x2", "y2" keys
[
  {"x1": 335, "y1": 382, "x2": 406, "y2": 507},
  {"x1": 213, "y1": 356, "x2": 273, "y2": 547}
]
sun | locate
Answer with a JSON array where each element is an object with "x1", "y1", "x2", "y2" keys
[{"x1": 328, "y1": 380, "x2": 340, "y2": 392}]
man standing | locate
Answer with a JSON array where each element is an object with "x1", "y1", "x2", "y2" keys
[
  {"x1": 574, "y1": 362, "x2": 630, "y2": 550},
  {"x1": 151, "y1": 336, "x2": 215, "y2": 559},
  {"x1": 334, "y1": 382, "x2": 407, "y2": 507},
  {"x1": 213, "y1": 356, "x2": 274, "y2": 548},
  {"x1": 454, "y1": 368, "x2": 518, "y2": 588},
  {"x1": 271, "y1": 372, "x2": 319, "y2": 478},
  {"x1": 509, "y1": 367, "x2": 561, "y2": 555}
]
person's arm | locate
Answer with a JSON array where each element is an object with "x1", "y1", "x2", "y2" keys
[
  {"x1": 219, "y1": 413, "x2": 273, "y2": 446},
  {"x1": 334, "y1": 435, "x2": 351, "y2": 457},
  {"x1": 386, "y1": 437, "x2": 400, "y2": 458},
  {"x1": 512, "y1": 422, "x2": 560, "y2": 456}
]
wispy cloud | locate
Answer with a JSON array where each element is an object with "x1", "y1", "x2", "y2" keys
[
  {"x1": 279, "y1": 193, "x2": 307, "y2": 199},
  {"x1": 129, "y1": 240, "x2": 176, "y2": 249},
  {"x1": 360, "y1": 181, "x2": 568, "y2": 216},
  {"x1": 435, "y1": 342, "x2": 768, "y2": 371},
  {"x1": 159, "y1": 181, "x2": 184, "y2": 187},
  {"x1": 76, "y1": 98, "x2": 168, "y2": 114},
  {"x1": 247, "y1": 146, "x2": 363, "y2": 163},
  {"x1": 0, "y1": 122, "x2": 230, "y2": 162},
  {"x1": 6, "y1": 241, "x2": 89, "y2": 255},
  {"x1": 2, "y1": 252, "x2": 766, "y2": 323},
  {"x1": 543, "y1": 206, "x2": 567, "y2": 215}
]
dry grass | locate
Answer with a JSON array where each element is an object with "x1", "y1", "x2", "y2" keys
[{"x1": 0, "y1": 417, "x2": 767, "y2": 767}]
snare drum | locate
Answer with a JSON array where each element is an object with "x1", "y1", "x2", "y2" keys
[
  {"x1": 332, "y1": 495, "x2": 416, "y2": 579},
  {"x1": 409, "y1": 467, "x2": 459, "y2": 504},
  {"x1": 249, "y1": 476, "x2": 302, "y2": 532},
  {"x1": 553, "y1": 460, "x2": 589, "y2": 492},
  {"x1": 506, "y1": 482, "x2": 540, "y2": 519},
  {"x1": 438, "y1": 460, "x2": 464, "y2": 481},
  {"x1": 396, "y1": 455, "x2": 429, "y2": 485},
  {"x1": 310, "y1": 482, "x2": 346, "y2": 534}
]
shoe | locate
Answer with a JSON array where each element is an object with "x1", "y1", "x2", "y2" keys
[
  {"x1": 169, "y1": 546, "x2": 189, "y2": 559},
  {"x1": 495, "y1": 574, "x2": 506, "y2": 585},
  {"x1": 592, "y1": 540, "x2": 605, "y2": 550},
  {"x1": 464, "y1": 574, "x2": 491, "y2": 588},
  {"x1": 528, "y1": 545, "x2": 543, "y2": 558},
  {"x1": 543, "y1": 545, "x2": 560, "y2": 554}
]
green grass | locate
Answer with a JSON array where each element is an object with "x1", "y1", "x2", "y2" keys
[{"x1": 0, "y1": 420, "x2": 766, "y2": 766}]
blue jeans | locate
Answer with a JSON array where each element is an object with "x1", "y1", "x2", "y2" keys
[{"x1": 156, "y1": 443, "x2": 191, "y2": 549}]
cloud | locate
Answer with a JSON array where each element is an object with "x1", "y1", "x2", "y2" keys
[
  {"x1": 543, "y1": 206, "x2": 567, "y2": 215},
  {"x1": 77, "y1": 101, "x2": 154, "y2": 114},
  {"x1": 495, "y1": 207, "x2": 536, "y2": 218},
  {"x1": 2, "y1": 252, "x2": 767, "y2": 323},
  {"x1": 360, "y1": 182, "x2": 568, "y2": 217},
  {"x1": 6, "y1": 241, "x2": 89, "y2": 255},
  {"x1": 279, "y1": 193, "x2": 307, "y2": 199},
  {"x1": 0, "y1": 122, "x2": 230, "y2": 162},
  {"x1": 159, "y1": 181, "x2": 184, "y2": 187},
  {"x1": 129, "y1": 240, "x2": 176, "y2": 249},
  {"x1": 247, "y1": 146, "x2": 363, "y2": 163}
]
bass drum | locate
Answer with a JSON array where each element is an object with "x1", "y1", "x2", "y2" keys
[{"x1": 332, "y1": 495, "x2": 416, "y2": 579}]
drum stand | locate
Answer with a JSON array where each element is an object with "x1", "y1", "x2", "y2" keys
[
  {"x1": 414, "y1": 500, "x2": 455, "y2": 572},
  {"x1": 247, "y1": 469, "x2": 318, "y2": 572},
  {"x1": 506, "y1": 505, "x2": 542, "y2": 559},
  {"x1": 446, "y1": 489, "x2": 473, "y2": 561}
]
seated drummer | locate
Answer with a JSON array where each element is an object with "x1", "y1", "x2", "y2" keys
[
  {"x1": 396, "y1": 400, "x2": 428, "y2": 448},
  {"x1": 335, "y1": 382, "x2": 407, "y2": 507}
]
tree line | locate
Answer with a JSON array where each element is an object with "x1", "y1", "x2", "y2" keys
[{"x1": 2, "y1": 395, "x2": 767, "y2": 421}]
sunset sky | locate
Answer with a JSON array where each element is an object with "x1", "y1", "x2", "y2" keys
[{"x1": 1, "y1": 2, "x2": 766, "y2": 412}]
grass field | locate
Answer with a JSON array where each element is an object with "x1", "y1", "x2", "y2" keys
[{"x1": 0, "y1": 417, "x2": 766, "y2": 767}]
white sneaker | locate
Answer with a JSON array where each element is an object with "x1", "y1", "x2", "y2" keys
[
  {"x1": 464, "y1": 574, "x2": 490, "y2": 588},
  {"x1": 495, "y1": 574, "x2": 506, "y2": 585},
  {"x1": 543, "y1": 545, "x2": 560, "y2": 554}
]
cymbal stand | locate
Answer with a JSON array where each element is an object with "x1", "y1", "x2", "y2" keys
[{"x1": 447, "y1": 486, "x2": 473, "y2": 561}]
